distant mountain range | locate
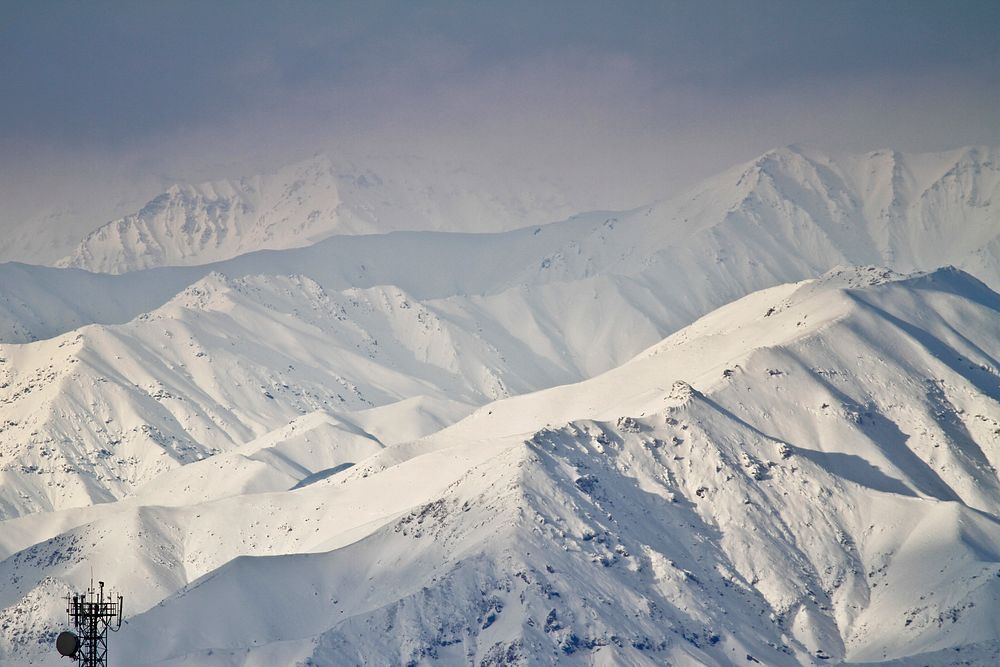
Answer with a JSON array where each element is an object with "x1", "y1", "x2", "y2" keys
[
  {"x1": 47, "y1": 145, "x2": 1000, "y2": 279},
  {"x1": 0, "y1": 145, "x2": 998, "y2": 665},
  {"x1": 53, "y1": 154, "x2": 580, "y2": 273}
]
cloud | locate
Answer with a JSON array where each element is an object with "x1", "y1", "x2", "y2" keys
[{"x1": 0, "y1": 0, "x2": 997, "y2": 234}]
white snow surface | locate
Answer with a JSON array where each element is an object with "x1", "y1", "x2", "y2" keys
[
  {"x1": 2, "y1": 144, "x2": 998, "y2": 347},
  {"x1": 0, "y1": 145, "x2": 996, "y2": 520},
  {"x1": 0, "y1": 145, "x2": 998, "y2": 665},
  {"x1": 0, "y1": 267, "x2": 998, "y2": 666},
  {"x1": 54, "y1": 154, "x2": 580, "y2": 274},
  {"x1": 46, "y1": 145, "x2": 1000, "y2": 283}
]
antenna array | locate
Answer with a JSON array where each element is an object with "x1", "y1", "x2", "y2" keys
[{"x1": 57, "y1": 580, "x2": 124, "y2": 666}]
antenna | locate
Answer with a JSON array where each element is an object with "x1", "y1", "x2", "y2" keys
[{"x1": 56, "y1": 578, "x2": 124, "y2": 666}]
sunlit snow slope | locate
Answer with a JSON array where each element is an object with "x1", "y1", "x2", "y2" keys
[
  {"x1": 0, "y1": 268, "x2": 998, "y2": 665},
  {"x1": 0, "y1": 144, "x2": 997, "y2": 666},
  {"x1": 1, "y1": 146, "x2": 997, "y2": 524},
  {"x1": 49, "y1": 144, "x2": 1000, "y2": 282},
  {"x1": 4, "y1": 145, "x2": 998, "y2": 346}
]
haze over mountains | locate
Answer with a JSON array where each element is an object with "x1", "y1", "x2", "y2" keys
[
  {"x1": 52, "y1": 154, "x2": 580, "y2": 274},
  {"x1": 0, "y1": 144, "x2": 998, "y2": 665},
  {"x1": 45, "y1": 144, "x2": 1000, "y2": 279},
  {"x1": 2, "y1": 145, "x2": 998, "y2": 343}
]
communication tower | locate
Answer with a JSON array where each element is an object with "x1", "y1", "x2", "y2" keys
[{"x1": 56, "y1": 580, "x2": 123, "y2": 666}]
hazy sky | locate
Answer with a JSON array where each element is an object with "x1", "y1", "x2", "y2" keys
[{"x1": 1, "y1": 1, "x2": 998, "y2": 230}]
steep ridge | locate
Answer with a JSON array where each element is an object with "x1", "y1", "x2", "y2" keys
[
  {"x1": 0, "y1": 266, "x2": 691, "y2": 519},
  {"x1": 3, "y1": 145, "x2": 997, "y2": 346},
  {"x1": 0, "y1": 262, "x2": 205, "y2": 343},
  {"x1": 55, "y1": 154, "x2": 579, "y2": 274},
  {"x1": 0, "y1": 271, "x2": 536, "y2": 518},
  {"x1": 1, "y1": 147, "x2": 997, "y2": 524},
  {"x1": 1, "y1": 268, "x2": 998, "y2": 665}
]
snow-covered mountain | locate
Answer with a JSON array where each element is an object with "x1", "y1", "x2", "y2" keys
[
  {"x1": 5, "y1": 144, "x2": 997, "y2": 345},
  {"x1": 0, "y1": 269, "x2": 593, "y2": 518},
  {"x1": 1, "y1": 268, "x2": 998, "y2": 665},
  {"x1": 0, "y1": 144, "x2": 998, "y2": 665},
  {"x1": 54, "y1": 154, "x2": 580, "y2": 273},
  {"x1": 1, "y1": 146, "x2": 996, "y2": 521},
  {"x1": 51, "y1": 145, "x2": 1000, "y2": 282}
]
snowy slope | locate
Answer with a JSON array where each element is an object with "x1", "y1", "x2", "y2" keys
[
  {"x1": 0, "y1": 263, "x2": 713, "y2": 520},
  {"x1": 0, "y1": 144, "x2": 996, "y2": 664},
  {"x1": 4, "y1": 145, "x2": 998, "y2": 348},
  {"x1": 48, "y1": 145, "x2": 1000, "y2": 284},
  {"x1": 55, "y1": 154, "x2": 579, "y2": 274},
  {"x1": 0, "y1": 270, "x2": 543, "y2": 518},
  {"x1": 1, "y1": 147, "x2": 996, "y2": 521},
  {"x1": 0, "y1": 262, "x2": 206, "y2": 343},
  {"x1": 1, "y1": 268, "x2": 998, "y2": 665}
]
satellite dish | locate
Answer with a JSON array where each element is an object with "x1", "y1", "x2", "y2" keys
[{"x1": 56, "y1": 631, "x2": 80, "y2": 657}]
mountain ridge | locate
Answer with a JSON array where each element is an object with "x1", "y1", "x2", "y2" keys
[
  {"x1": 2, "y1": 267, "x2": 998, "y2": 665},
  {"x1": 54, "y1": 154, "x2": 581, "y2": 274},
  {"x1": 1, "y1": 144, "x2": 994, "y2": 345},
  {"x1": 0, "y1": 144, "x2": 998, "y2": 665}
]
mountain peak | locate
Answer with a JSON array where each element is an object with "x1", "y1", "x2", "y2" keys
[
  {"x1": 54, "y1": 153, "x2": 580, "y2": 274},
  {"x1": 2, "y1": 143, "x2": 1000, "y2": 665},
  {"x1": 87, "y1": 267, "x2": 1000, "y2": 666}
]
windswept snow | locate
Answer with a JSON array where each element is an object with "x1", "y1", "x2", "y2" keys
[
  {"x1": 0, "y1": 144, "x2": 999, "y2": 666},
  {"x1": 0, "y1": 267, "x2": 998, "y2": 665},
  {"x1": 0, "y1": 145, "x2": 996, "y2": 530},
  {"x1": 3, "y1": 145, "x2": 997, "y2": 348}
]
